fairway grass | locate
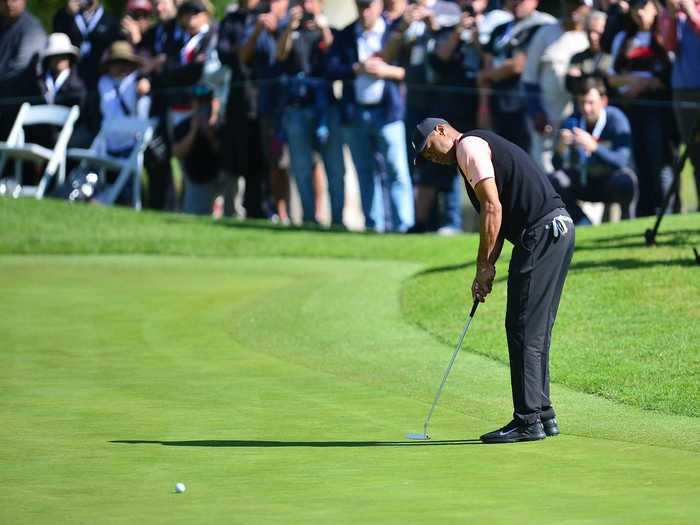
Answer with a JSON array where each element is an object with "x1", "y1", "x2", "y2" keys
[{"x1": 1, "y1": 255, "x2": 700, "y2": 524}]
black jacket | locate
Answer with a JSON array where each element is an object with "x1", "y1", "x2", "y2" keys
[{"x1": 53, "y1": 6, "x2": 121, "y2": 90}]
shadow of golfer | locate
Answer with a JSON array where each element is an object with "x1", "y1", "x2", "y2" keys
[{"x1": 110, "y1": 439, "x2": 484, "y2": 447}]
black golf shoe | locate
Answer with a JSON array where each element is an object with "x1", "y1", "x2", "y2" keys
[
  {"x1": 480, "y1": 419, "x2": 546, "y2": 444},
  {"x1": 542, "y1": 417, "x2": 560, "y2": 436}
]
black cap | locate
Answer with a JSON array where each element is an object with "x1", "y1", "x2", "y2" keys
[
  {"x1": 411, "y1": 117, "x2": 448, "y2": 165},
  {"x1": 178, "y1": 0, "x2": 213, "y2": 16},
  {"x1": 356, "y1": 0, "x2": 375, "y2": 8}
]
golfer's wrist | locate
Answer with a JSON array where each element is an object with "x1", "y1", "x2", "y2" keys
[{"x1": 476, "y1": 260, "x2": 493, "y2": 271}]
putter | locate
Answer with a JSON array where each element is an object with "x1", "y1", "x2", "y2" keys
[{"x1": 406, "y1": 300, "x2": 479, "y2": 440}]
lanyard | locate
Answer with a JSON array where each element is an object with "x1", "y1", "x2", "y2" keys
[
  {"x1": 579, "y1": 108, "x2": 607, "y2": 141},
  {"x1": 154, "y1": 23, "x2": 185, "y2": 55},
  {"x1": 74, "y1": 6, "x2": 105, "y2": 56},
  {"x1": 112, "y1": 72, "x2": 139, "y2": 116},
  {"x1": 180, "y1": 26, "x2": 209, "y2": 64},
  {"x1": 576, "y1": 108, "x2": 606, "y2": 186},
  {"x1": 45, "y1": 69, "x2": 71, "y2": 105}
]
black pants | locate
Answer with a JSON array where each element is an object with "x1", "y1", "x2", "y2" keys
[
  {"x1": 506, "y1": 209, "x2": 575, "y2": 425},
  {"x1": 549, "y1": 168, "x2": 638, "y2": 224}
]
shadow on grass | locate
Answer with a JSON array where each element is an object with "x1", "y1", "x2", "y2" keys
[
  {"x1": 576, "y1": 228, "x2": 698, "y2": 251},
  {"x1": 569, "y1": 257, "x2": 697, "y2": 272},
  {"x1": 110, "y1": 439, "x2": 484, "y2": 447}
]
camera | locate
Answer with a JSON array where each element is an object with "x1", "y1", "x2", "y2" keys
[
  {"x1": 302, "y1": 10, "x2": 315, "y2": 24},
  {"x1": 462, "y1": 3, "x2": 476, "y2": 16},
  {"x1": 252, "y1": 1, "x2": 271, "y2": 15}
]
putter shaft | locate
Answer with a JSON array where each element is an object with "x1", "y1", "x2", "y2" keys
[{"x1": 422, "y1": 301, "x2": 479, "y2": 437}]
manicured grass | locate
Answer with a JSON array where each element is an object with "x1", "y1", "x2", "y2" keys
[
  {"x1": 1, "y1": 199, "x2": 699, "y2": 522},
  {"x1": 1, "y1": 199, "x2": 698, "y2": 416},
  {"x1": 2, "y1": 255, "x2": 700, "y2": 524}
]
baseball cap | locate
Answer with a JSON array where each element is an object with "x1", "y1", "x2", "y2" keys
[
  {"x1": 411, "y1": 117, "x2": 449, "y2": 165},
  {"x1": 178, "y1": 0, "x2": 215, "y2": 16}
]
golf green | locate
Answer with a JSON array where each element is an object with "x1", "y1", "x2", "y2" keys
[{"x1": 1, "y1": 254, "x2": 699, "y2": 524}]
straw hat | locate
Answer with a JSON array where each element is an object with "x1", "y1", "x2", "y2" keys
[
  {"x1": 100, "y1": 41, "x2": 142, "y2": 68},
  {"x1": 42, "y1": 33, "x2": 79, "y2": 62}
]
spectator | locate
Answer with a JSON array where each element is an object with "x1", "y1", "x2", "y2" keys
[
  {"x1": 172, "y1": 83, "x2": 221, "y2": 214},
  {"x1": 32, "y1": 33, "x2": 90, "y2": 148},
  {"x1": 0, "y1": 0, "x2": 46, "y2": 90},
  {"x1": 141, "y1": 0, "x2": 187, "y2": 211},
  {"x1": 566, "y1": 10, "x2": 613, "y2": 94},
  {"x1": 660, "y1": 0, "x2": 700, "y2": 208},
  {"x1": 327, "y1": 0, "x2": 415, "y2": 232},
  {"x1": 549, "y1": 76, "x2": 637, "y2": 224},
  {"x1": 277, "y1": 0, "x2": 346, "y2": 226},
  {"x1": 478, "y1": 0, "x2": 556, "y2": 152},
  {"x1": 0, "y1": 0, "x2": 47, "y2": 139},
  {"x1": 241, "y1": 0, "x2": 291, "y2": 223},
  {"x1": 600, "y1": 0, "x2": 629, "y2": 53},
  {"x1": 419, "y1": 0, "x2": 491, "y2": 233},
  {"x1": 37, "y1": 33, "x2": 86, "y2": 110},
  {"x1": 217, "y1": 0, "x2": 266, "y2": 219},
  {"x1": 608, "y1": 0, "x2": 675, "y2": 216},
  {"x1": 54, "y1": 0, "x2": 121, "y2": 91},
  {"x1": 98, "y1": 41, "x2": 151, "y2": 150},
  {"x1": 143, "y1": 0, "x2": 187, "y2": 61},
  {"x1": 165, "y1": 0, "x2": 227, "y2": 127},
  {"x1": 97, "y1": 40, "x2": 151, "y2": 203},
  {"x1": 121, "y1": 0, "x2": 154, "y2": 49},
  {"x1": 387, "y1": 0, "x2": 465, "y2": 234},
  {"x1": 522, "y1": 0, "x2": 591, "y2": 172}
]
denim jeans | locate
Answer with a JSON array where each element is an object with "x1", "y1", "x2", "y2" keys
[
  {"x1": 283, "y1": 105, "x2": 345, "y2": 225},
  {"x1": 183, "y1": 174, "x2": 216, "y2": 216},
  {"x1": 344, "y1": 109, "x2": 415, "y2": 232}
]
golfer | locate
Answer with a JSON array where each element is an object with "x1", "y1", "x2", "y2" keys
[{"x1": 413, "y1": 118, "x2": 575, "y2": 443}]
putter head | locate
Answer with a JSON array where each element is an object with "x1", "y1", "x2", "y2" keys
[{"x1": 405, "y1": 432, "x2": 431, "y2": 440}]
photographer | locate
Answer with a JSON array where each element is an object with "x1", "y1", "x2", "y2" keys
[
  {"x1": 549, "y1": 76, "x2": 637, "y2": 225},
  {"x1": 240, "y1": 0, "x2": 291, "y2": 223},
  {"x1": 327, "y1": 0, "x2": 415, "y2": 233},
  {"x1": 172, "y1": 84, "x2": 221, "y2": 215},
  {"x1": 217, "y1": 0, "x2": 266, "y2": 219},
  {"x1": 276, "y1": 0, "x2": 346, "y2": 226},
  {"x1": 478, "y1": 0, "x2": 556, "y2": 152}
]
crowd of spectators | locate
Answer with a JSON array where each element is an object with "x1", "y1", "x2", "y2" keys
[{"x1": 0, "y1": 0, "x2": 698, "y2": 230}]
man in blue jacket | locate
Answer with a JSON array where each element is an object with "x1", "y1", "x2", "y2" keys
[
  {"x1": 549, "y1": 75, "x2": 637, "y2": 225},
  {"x1": 326, "y1": 0, "x2": 414, "y2": 232}
]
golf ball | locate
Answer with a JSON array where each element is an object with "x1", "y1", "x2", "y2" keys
[{"x1": 175, "y1": 483, "x2": 186, "y2": 493}]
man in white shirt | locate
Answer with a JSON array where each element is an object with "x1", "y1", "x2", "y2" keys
[{"x1": 327, "y1": 0, "x2": 415, "y2": 232}]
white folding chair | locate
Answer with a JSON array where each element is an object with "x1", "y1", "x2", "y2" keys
[
  {"x1": 66, "y1": 116, "x2": 156, "y2": 210},
  {"x1": 0, "y1": 103, "x2": 80, "y2": 198}
]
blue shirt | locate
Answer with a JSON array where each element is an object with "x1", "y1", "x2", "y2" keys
[
  {"x1": 672, "y1": 18, "x2": 700, "y2": 89},
  {"x1": 554, "y1": 105, "x2": 633, "y2": 176}
]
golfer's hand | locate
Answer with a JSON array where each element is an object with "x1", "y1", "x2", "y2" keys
[{"x1": 472, "y1": 263, "x2": 495, "y2": 302}]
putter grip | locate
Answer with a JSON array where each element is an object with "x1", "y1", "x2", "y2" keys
[{"x1": 470, "y1": 300, "x2": 479, "y2": 318}]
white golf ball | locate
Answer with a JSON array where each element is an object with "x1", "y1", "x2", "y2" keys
[{"x1": 175, "y1": 483, "x2": 186, "y2": 493}]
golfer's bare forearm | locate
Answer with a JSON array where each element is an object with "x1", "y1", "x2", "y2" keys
[
  {"x1": 488, "y1": 235, "x2": 504, "y2": 265},
  {"x1": 478, "y1": 203, "x2": 502, "y2": 266}
]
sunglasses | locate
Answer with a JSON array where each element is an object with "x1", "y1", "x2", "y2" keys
[{"x1": 128, "y1": 10, "x2": 152, "y2": 19}]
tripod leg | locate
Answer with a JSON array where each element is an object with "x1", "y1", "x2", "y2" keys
[{"x1": 645, "y1": 147, "x2": 690, "y2": 246}]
